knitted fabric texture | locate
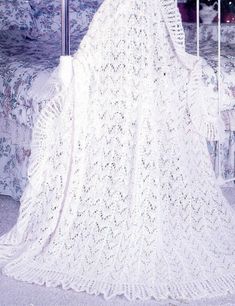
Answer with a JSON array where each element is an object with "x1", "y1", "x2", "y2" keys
[{"x1": 1, "y1": 0, "x2": 235, "y2": 303}]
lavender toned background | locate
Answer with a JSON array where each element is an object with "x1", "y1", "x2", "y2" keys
[{"x1": 0, "y1": 0, "x2": 235, "y2": 200}]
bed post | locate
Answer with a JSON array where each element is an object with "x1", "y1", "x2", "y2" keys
[
  {"x1": 61, "y1": 0, "x2": 70, "y2": 56},
  {"x1": 59, "y1": 0, "x2": 73, "y2": 88}
]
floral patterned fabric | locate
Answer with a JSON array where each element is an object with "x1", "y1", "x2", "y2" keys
[
  {"x1": 29, "y1": 0, "x2": 103, "y2": 40},
  {"x1": 0, "y1": 28, "x2": 86, "y2": 200},
  {"x1": 184, "y1": 23, "x2": 235, "y2": 45},
  {"x1": 0, "y1": 4, "x2": 234, "y2": 200},
  {"x1": 0, "y1": 0, "x2": 35, "y2": 36}
]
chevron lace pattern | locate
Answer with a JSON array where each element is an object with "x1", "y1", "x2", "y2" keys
[{"x1": 0, "y1": 0, "x2": 235, "y2": 303}]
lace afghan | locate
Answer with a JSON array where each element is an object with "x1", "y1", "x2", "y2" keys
[{"x1": 1, "y1": 0, "x2": 235, "y2": 303}]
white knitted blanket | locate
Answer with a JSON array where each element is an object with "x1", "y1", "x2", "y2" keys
[{"x1": 0, "y1": 0, "x2": 235, "y2": 303}]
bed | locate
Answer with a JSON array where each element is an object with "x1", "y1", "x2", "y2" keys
[{"x1": 0, "y1": 1, "x2": 234, "y2": 200}]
